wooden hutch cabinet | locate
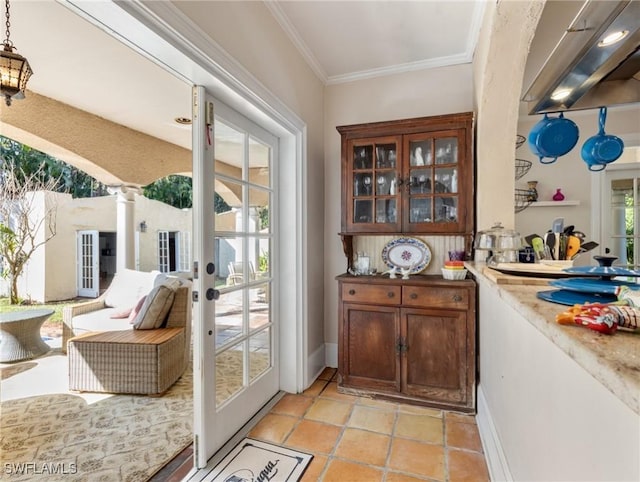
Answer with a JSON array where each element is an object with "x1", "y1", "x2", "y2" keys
[
  {"x1": 338, "y1": 113, "x2": 474, "y2": 236},
  {"x1": 336, "y1": 113, "x2": 477, "y2": 413}
]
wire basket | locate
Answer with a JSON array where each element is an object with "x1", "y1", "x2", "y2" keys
[
  {"x1": 515, "y1": 158, "x2": 532, "y2": 180},
  {"x1": 515, "y1": 188, "x2": 533, "y2": 213},
  {"x1": 516, "y1": 134, "x2": 526, "y2": 149}
]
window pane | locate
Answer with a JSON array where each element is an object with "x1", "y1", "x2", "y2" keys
[
  {"x1": 248, "y1": 188, "x2": 270, "y2": 233},
  {"x1": 215, "y1": 290, "x2": 243, "y2": 349},
  {"x1": 249, "y1": 237, "x2": 270, "y2": 278},
  {"x1": 249, "y1": 327, "x2": 271, "y2": 383},
  {"x1": 216, "y1": 343, "x2": 245, "y2": 407},
  {"x1": 216, "y1": 236, "x2": 245, "y2": 286},
  {"x1": 249, "y1": 136, "x2": 270, "y2": 188},
  {"x1": 215, "y1": 121, "x2": 244, "y2": 182}
]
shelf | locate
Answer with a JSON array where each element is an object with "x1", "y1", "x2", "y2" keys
[{"x1": 528, "y1": 200, "x2": 580, "y2": 207}]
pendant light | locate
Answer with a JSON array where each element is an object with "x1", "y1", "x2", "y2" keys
[{"x1": 0, "y1": 0, "x2": 32, "y2": 106}]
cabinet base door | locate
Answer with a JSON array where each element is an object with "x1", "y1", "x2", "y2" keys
[
  {"x1": 401, "y1": 308, "x2": 474, "y2": 406},
  {"x1": 340, "y1": 303, "x2": 400, "y2": 392}
]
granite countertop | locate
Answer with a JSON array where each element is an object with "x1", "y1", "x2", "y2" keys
[{"x1": 466, "y1": 262, "x2": 640, "y2": 415}]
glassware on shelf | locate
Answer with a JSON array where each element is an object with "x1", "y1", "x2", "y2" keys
[
  {"x1": 363, "y1": 175, "x2": 372, "y2": 195},
  {"x1": 527, "y1": 181, "x2": 538, "y2": 201}
]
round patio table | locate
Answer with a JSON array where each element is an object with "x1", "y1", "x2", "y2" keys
[{"x1": 0, "y1": 309, "x2": 54, "y2": 363}]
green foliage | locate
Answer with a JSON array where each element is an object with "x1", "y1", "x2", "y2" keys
[
  {"x1": 0, "y1": 136, "x2": 109, "y2": 198},
  {"x1": 143, "y1": 174, "x2": 232, "y2": 213},
  {"x1": 258, "y1": 250, "x2": 269, "y2": 272},
  {"x1": 0, "y1": 223, "x2": 17, "y2": 279}
]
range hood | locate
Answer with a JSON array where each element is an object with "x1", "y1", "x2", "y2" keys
[{"x1": 523, "y1": 0, "x2": 640, "y2": 114}]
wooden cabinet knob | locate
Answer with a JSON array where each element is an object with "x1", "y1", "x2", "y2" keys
[
  {"x1": 387, "y1": 292, "x2": 395, "y2": 298},
  {"x1": 453, "y1": 294, "x2": 462, "y2": 302},
  {"x1": 349, "y1": 289, "x2": 356, "y2": 295},
  {"x1": 410, "y1": 293, "x2": 418, "y2": 299}
]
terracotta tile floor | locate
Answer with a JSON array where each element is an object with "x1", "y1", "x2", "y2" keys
[{"x1": 248, "y1": 368, "x2": 489, "y2": 482}]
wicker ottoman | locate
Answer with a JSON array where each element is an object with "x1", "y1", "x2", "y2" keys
[{"x1": 68, "y1": 328, "x2": 185, "y2": 395}]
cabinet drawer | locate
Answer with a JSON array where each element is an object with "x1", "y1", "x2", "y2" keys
[
  {"x1": 342, "y1": 283, "x2": 401, "y2": 305},
  {"x1": 402, "y1": 286, "x2": 469, "y2": 310}
]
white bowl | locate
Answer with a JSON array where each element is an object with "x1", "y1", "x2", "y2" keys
[{"x1": 441, "y1": 268, "x2": 468, "y2": 280}]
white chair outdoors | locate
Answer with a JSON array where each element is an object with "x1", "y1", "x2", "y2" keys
[{"x1": 226, "y1": 261, "x2": 255, "y2": 285}]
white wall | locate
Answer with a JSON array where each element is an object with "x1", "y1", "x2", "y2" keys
[
  {"x1": 323, "y1": 64, "x2": 474, "y2": 350},
  {"x1": 477, "y1": 278, "x2": 639, "y2": 481}
]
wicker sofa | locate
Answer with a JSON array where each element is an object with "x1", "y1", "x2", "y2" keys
[{"x1": 64, "y1": 269, "x2": 192, "y2": 395}]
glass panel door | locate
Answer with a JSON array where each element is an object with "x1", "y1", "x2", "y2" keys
[
  {"x1": 193, "y1": 87, "x2": 278, "y2": 464},
  {"x1": 604, "y1": 168, "x2": 640, "y2": 270}
]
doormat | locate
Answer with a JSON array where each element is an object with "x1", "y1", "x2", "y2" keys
[{"x1": 206, "y1": 438, "x2": 313, "y2": 482}]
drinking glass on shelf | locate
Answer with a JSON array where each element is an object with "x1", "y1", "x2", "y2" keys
[
  {"x1": 363, "y1": 176, "x2": 371, "y2": 195},
  {"x1": 418, "y1": 174, "x2": 426, "y2": 193},
  {"x1": 377, "y1": 175, "x2": 387, "y2": 195}
]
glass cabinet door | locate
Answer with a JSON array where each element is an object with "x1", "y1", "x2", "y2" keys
[
  {"x1": 404, "y1": 131, "x2": 464, "y2": 233},
  {"x1": 347, "y1": 136, "x2": 401, "y2": 232}
]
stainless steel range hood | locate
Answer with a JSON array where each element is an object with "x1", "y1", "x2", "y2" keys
[{"x1": 522, "y1": 0, "x2": 640, "y2": 114}]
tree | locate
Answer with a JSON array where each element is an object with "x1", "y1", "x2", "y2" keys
[
  {"x1": 0, "y1": 136, "x2": 109, "y2": 198},
  {"x1": 143, "y1": 174, "x2": 232, "y2": 213},
  {"x1": 0, "y1": 162, "x2": 59, "y2": 304}
]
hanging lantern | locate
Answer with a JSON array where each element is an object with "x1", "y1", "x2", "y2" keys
[{"x1": 0, "y1": 0, "x2": 32, "y2": 106}]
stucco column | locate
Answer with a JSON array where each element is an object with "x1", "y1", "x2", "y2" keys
[{"x1": 108, "y1": 185, "x2": 139, "y2": 272}]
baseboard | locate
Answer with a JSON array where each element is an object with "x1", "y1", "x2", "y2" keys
[
  {"x1": 306, "y1": 343, "x2": 326, "y2": 388},
  {"x1": 476, "y1": 384, "x2": 513, "y2": 482},
  {"x1": 324, "y1": 342, "x2": 337, "y2": 368}
]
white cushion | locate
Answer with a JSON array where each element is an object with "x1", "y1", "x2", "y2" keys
[
  {"x1": 72, "y1": 308, "x2": 133, "y2": 335},
  {"x1": 103, "y1": 269, "x2": 162, "y2": 308},
  {"x1": 132, "y1": 281, "x2": 178, "y2": 330}
]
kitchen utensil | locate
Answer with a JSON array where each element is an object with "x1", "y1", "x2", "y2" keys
[
  {"x1": 537, "y1": 289, "x2": 617, "y2": 306},
  {"x1": 558, "y1": 233, "x2": 568, "y2": 260},
  {"x1": 544, "y1": 232, "x2": 556, "y2": 259},
  {"x1": 531, "y1": 237, "x2": 546, "y2": 260},
  {"x1": 578, "y1": 241, "x2": 599, "y2": 253},
  {"x1": 581, "y1": 107, "x2": 624, "y2": 172},
  {"x1": 551, "y1": 217, "x2": 564, "y2": 233},
  {"x1": 524, "y1": 234, "x2": 541, "y2": 247},
  {"x1": 528, "y1": 113, "x2": 579, "y2": 164},
  {"x1": 566, "y1": 235, "x2": 581, "y2": 259},
  {"x1": 563, "y1": 225, "x2": 574, "y2": 235}
]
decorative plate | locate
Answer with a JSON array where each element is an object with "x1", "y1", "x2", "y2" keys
[{"x1": 381, "y1": 237, "x2": 431, "y2": 273}]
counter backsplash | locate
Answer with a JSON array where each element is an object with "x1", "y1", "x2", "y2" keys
[{"x1": 353, "y1": 235, "x2": 467, "y2": 275}]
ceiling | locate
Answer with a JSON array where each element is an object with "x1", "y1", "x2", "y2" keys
[{"x1": 6, "y1": 0, "x2": 484, "y2": 155}]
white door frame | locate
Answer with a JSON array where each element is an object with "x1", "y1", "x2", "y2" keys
[
  {"x1": 64, "y1": 0, "x2": 309, "y2": 463},
  {"x1": 76, "y1": 230, "x2": 99, "y2": 298}
]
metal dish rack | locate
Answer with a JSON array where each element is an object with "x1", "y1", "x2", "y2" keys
[{"x1": 514, "y1": 135, "x2": 533, "y2": 212}]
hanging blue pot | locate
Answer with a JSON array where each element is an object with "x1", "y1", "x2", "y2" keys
[
  {"x1": 581, "y1": 107, "x2": 624, "y2": 172},
  {"x1": 528, "y1": 112, "x2": 579, "y2": 164}
]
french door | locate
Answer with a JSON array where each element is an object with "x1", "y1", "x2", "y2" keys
[
  {"x1": 193, "y1": 86, "x2": 279, "y2": 466},
  {"x1": 600, "y1": 165, "x2": 640, "y2": 269},
  {"x1": 76, "y1": 230, "x2": 99, "y2": 298}
]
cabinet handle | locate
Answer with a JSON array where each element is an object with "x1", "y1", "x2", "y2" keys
[
  {"x1": 387, "y1": 292, "x2": 395, "y2": 298},
  {"x1": 452, "y1": 294, "x2": 462, "y2": 302},
  {"x1": 349, "y1": 289, "x2": 356, "y2": 295},
  {"x1": 410, "y1": 293, "x2": 418, "y2": 300}
]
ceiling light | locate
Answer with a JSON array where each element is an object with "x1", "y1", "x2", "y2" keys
[
  {"x1": 550, "y1": 88, "x2": 572, "y2": 101},
  {"x1": 0, "y1": 0, "x2": 32, "y2": 106},
  {"x1": 598, "y1": 30, "x2": 629, "y2": 47},
  {"x1": 174, "y1": 117, "x2": 192, "y2": 125}
]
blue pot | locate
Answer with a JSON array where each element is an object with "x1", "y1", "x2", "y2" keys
[
  {"x1": 581, "y1": 107, "x2": 624, "y2": 172},
  {"x1": 528, "y1": 112, "x2": 579, "y2": 164}
]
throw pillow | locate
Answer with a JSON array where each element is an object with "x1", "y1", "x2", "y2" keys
[
  {"x1": 110, "y1": 307, "x2": 133, "y2": 319},
  {"x1": 128, "y1": 295, "x2": 147, "y2": 324},
  {"x1": 133, "y1": 283, "x2": 176, "y2": 330}
]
